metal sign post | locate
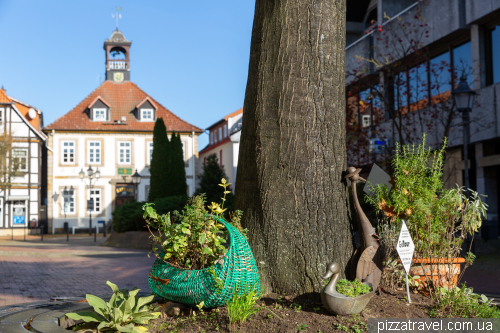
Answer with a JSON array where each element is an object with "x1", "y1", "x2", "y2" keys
[{"x1": 396, "y1": 220, "x2": 415, "y2": 304}]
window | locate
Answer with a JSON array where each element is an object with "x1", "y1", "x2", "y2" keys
[
  {"x1": 210, "y1": 132, "x2": 213, "y2": 145},
  {"x1": 148, "y1": 142, "x2": 153, "y2": 164},
  {"x1": 88, "y1": 188, "x2": 101, "y2": 214},
  {"x1": 93, "y1": 108, "x2": 107, "y2": 121},
  {"x1": 452, "y1": 41, "x2": 472, "y2": 87},
  {"x1": 429, "y1": 51, "x2": 451, "y2": 101},
  {"x1": 13, "y1": 149, "x2": 28, "y2": 172},
  {"x1": 62, "y1": 189, "x2": 75, "y2": 214},
  {"x1": 0, "y1": 108, "x2": 3, "y2": 123},
  {"x1": 408, "y1": 62, "x2": 429, "y2": 108},
  {"x1": 141, "y1": 109, "x2": 154, "y2": 121},
  {"x1": 87, "y1": 141, "x2": 101, "y2": 164},
  {"x1": 219, "y1": 128, "x2": 222, "y2": 141},
  {"x1": 394, "y1": 71, "x2": 408, "y2": 111},
  {"x1": 488, "y1": 25, "x2": 500, "y2": 85},
  {"x1": 119, "y1": 141, "x2": 131, "y2": 164},
  {"x1": 214, "y1": 131, "x2": 218, "y2": 143},
  {"x1": 224, "y1": 125, "x2": 227, "y2": 138},
  {"x1": 61, "y1": 141, "x2": 75, "y2": 164},
  {"x1": 362, "y1": 115, "x2": 371, "y2": 127}
]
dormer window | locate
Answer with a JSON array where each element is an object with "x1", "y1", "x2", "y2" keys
[
  {"x1": 93, "y1": 108, "x2": 107, "y2": 121},
  {"x1": 88, "y1": 96, "x2": 111, "y2": 122},
  {"x1": 136, "y1": 97, "x2": 157, "y2": 122},
  {"x1": 140, "y1": 109, "x2": 154, "y2": 121}
]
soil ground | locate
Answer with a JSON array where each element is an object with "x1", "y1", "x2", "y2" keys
[{"x1": 144, "y1": 289, "x2": 432, "y2": 333}]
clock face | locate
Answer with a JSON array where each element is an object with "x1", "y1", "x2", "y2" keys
[{"x1": 113, "y1": 72, "x2": 124, "y2": 82}]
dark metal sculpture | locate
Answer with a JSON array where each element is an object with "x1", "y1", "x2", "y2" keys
[{"x1": 345, "y1": 167, "x2": 383, "y2": 290}]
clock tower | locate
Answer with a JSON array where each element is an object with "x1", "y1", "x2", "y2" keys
[{"x1": 104, "y1": 29, "x2": 131, "y2": 82}]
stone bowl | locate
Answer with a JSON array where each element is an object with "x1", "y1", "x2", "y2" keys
[{"x1": 320, "y1": 282, "x2": 375, "y2": 315}]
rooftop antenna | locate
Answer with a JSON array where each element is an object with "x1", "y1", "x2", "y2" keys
[{"x1": 111, "y1": 6, "x2": 122, "y2": 30}]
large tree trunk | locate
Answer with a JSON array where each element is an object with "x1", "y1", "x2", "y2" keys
[{"x1": 235, "y1": 0, "x2": 352, "y2": 295}]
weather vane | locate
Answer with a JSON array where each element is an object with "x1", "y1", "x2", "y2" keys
[{"x1": 112, "y1": 7, "x2": 122, "y2": 30}]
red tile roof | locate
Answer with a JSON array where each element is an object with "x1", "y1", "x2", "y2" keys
[
  {"x1": 0, "y1": 89, "x2": 12, "y2": 103},
  {"x1": 43, "y1": 81, "x2": 203, "y2": 133},
  {"x1": 224, "y1": 107, "x2": 243, "y2": 121},
  {"x1": 88, "y1": 96, "x2": 111, "y2": 108}
]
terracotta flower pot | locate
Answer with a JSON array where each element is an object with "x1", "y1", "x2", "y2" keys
[{"x1": 399, "y1": 258, "x2": 465, "y2": 288}]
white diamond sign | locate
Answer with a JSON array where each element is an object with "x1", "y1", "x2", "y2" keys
[{"x1": 396, "y1": 220, "x2": 415, "y2": 275}]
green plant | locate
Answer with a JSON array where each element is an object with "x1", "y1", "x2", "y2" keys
[
  {"x1": 431, "y1": 284, "x2": 500, "y2": 318},
  {"x1": 336, "y1": 279, "x2": 371, "y2": 297},
  {"x1": 291, "y1": 303, "x2": 302, "y2": 312},
  {"x1": 366, "y1": 134, "x2": 487, "y2": 290},
  {"x1": 226, "y1": 287, "x2": 261, "y2": 324},
  {"x1": 296, "y1": 323, "x2": 308, "y2": 331},
  {"x1": 65, "y1": 281, "x2": 160, "y2": 333}
]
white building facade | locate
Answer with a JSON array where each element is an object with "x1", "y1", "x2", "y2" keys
[
  {"x1": 43, "y1": 30, "x2": 202, "y2": 233},
  {"x1": 198, "y1": 108, "x2": 242, "y2": 193},
  {"x1": 0, "y1": 89, "x2": 48, "y2": 236}
]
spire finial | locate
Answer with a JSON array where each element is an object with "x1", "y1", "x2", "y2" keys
[{"x1": 112, "y1": 7, "x2": 122, "y2": 30}]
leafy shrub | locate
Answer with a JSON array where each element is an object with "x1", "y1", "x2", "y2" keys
[
  {"x1": 336, "y1": 279, "x2": 371, "y2": 297},
  {"x1": 112, "y1": 195, "x2": 188, "y2": 233},
  {"x1": 430, "y1": 284, "x2": 500, "y2": 318},
  {"x1": 144, "y1": 179, "x2": 245, "y2": 270},
  {"x1": 65, "y1": 281, "x2": 160, "y2": 332}
]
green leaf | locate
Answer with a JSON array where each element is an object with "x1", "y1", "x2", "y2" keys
[
  {"x1": 107, "y1": 281, "x2": 120, "y2": 294},
  {"x1": 202, "y1": 247, "x2": 213, "y2": 255},
  {"x1": 65, "y1": 311, "x2": 103, "y2": 323},
  {"x1": 116, "y1": 323, "x2": 134, "y2": 332},
  {"x1": 123, "y1": 294, "x2": 136, "y2": 321},
  {"x1": 97, "y1": 321, "x2": 112, "y2": 330},
  {"x1": 198, "y1": 233, "x2": 207, "y2": 245},
  {"x1": 135, "y1": 295, "x2": 154, "y2": 311},
  {"x1": 181, "y1": 227, "x2": 191, "y2": 235},
  {"x1": 86, "y1": 294, "x2": 108, "y2": 319}
]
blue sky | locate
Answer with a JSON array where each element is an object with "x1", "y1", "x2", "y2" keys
[{"x1": 0, "y1": 1, "x2": 255, "y2": 149}]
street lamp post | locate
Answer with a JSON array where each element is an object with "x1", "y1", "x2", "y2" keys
[
  {"x1": 452, "y1": 72, "x2": 476, "y2": 191},
  {"x1": 131, "y1": 169, "x2": 142, "y2": 201},
  {"x1": 79, "y1": 166, "x2": 100, "y2": 235}
]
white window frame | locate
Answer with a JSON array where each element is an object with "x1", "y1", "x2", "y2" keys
[
  {"x1": 118, "y1": 141, "x2": 132, "y2": 164},
  {"x1": 93, "y1": 108, "x2": 107, "y2": 121},
  {"x1": 61, "y1": 140, "x2": 76, "y2": 165},
  {"x1": 87, "y1": 141, "x2": 101, "y2": 164},
  {"x1": 13, "y1": 148, "x2": 28, "y2": 172},
  {"x1": 219, "y1": 128, "x2": 222, "y2": 141},
  {"x1": 362, "y1": 115, "x2": 371, "y2": 127},
  {"x1": 224, "y1": 124, "x2": 227, "y2": 138},
  {"x1": 88, "y1": 188, "x2": 102, "y2": 214},
  {"x1": 148, "y1": 141, "x2": 154, "y2": 164},
  {"x1": 140, "y1": 108, "x2": 154, "y2": 121},
  {"x1": 62, "y1": 189, "x2": 75, "y2": 215}
]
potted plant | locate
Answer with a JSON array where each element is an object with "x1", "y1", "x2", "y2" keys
[
  {"x1": 321, "y1": 262, "x2": 375, "y2": 315},
  {"x1": 143, "y1": 179, "x2": 260, "y2": 308},
  {"x1": 365, "y1": 135, "x2": 487, "y2": 291}
]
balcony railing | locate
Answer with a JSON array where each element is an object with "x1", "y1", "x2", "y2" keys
[{"x1": 108, "y1": 61, "x2": 127, "y2": 70}]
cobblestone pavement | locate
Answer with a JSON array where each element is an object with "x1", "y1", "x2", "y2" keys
[{"x1": 0, "y1": 234, "x2": 156, "y2": 306}]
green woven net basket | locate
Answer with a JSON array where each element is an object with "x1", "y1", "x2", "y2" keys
[{"x1": 148, "y1": 216, "x2": 261, "y2": 308}]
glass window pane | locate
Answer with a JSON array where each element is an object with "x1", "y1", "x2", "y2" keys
[
  {"x1": 394, "y1": 71, "x2": 408, "y2": 111},
  {"x1": 453, "y1": 41, "x2": 473, "y2": 87},
  {"x1": 430, "y1": 51, "x2": 451, "y2": 101},
  {"x1": 408, "y1": 63, "x2": 429, "y2": 110},
  {"x1": 491, "y1": 25, "x2": 500, "y2": 84}
]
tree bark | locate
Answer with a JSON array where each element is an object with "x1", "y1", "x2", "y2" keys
[{"x1": 235, "y1": 0, "x2": 352, "y2": 295}]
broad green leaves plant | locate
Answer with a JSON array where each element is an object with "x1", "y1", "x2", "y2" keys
[
  {"x1": 65, "y1": 281, "x2": 160, "y2": 333},
  {"x1": 336, "y1": 279, "x2": 371, "y2": 297}
]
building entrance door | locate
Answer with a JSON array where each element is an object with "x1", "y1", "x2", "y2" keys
[{"x1": 115, "y1": 184, "x2": 135, "y2": 208}]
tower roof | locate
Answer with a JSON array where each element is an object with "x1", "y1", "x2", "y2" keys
[{"x1": 105, "y1": 29, "x2": 131, "y2": 45}]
